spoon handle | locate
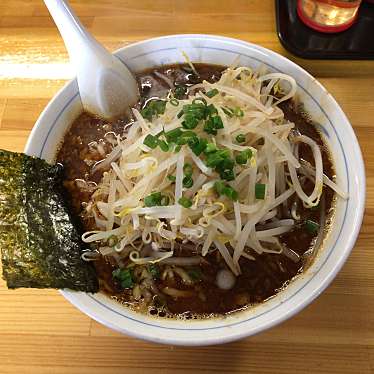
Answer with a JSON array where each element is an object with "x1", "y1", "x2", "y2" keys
[
  {"x1": 44, "y1": 0, "x2": 139, "y2": 119},
  {"x1": 44, "y1": 0, "x2": 101, "y2": 61}
]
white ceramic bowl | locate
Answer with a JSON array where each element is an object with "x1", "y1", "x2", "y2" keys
[{"x1": 25, "y1": 34, "x2": 365, "y2": 346}]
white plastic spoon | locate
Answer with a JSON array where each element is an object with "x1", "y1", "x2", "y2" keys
[{"x1": 44, "y1": 0, "x2": 139, "y2": 120}]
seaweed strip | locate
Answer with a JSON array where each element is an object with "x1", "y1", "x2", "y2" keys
[{"x1": 0, "y1": 149, "x2": 98, "y2": 292}]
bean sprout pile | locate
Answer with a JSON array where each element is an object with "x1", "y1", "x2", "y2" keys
[{"x1": 81, "y1": 64, "x2": 347, "y2": 278}]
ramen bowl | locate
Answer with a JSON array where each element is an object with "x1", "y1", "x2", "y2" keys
[{"x1": 25, "y1": 34, "x2": 365, "y2": 346}]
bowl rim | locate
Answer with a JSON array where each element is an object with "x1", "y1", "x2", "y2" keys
[{"x1": 25, "y1": 34, "x2": 366, "y2": 346}]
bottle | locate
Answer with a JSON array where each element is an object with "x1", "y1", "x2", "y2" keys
[{"x1": 297, "y1": 0, "x2": 362, "y2": 33}]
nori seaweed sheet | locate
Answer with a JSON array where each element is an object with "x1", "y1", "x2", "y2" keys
[{"x1": 0, "y1": 149, "x2": 98, "y2": 292}]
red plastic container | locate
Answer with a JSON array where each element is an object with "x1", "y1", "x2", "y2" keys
[{"x1": 297, "y1": 0, "x2": 362, "y2": 33}]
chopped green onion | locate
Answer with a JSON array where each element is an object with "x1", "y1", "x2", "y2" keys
[
  {"x1": 233, "y1": 107, "x2": 244, "y2": 117},
  {"x1": 255, "y1": 183, "x2": 266, "y2": 200},
  {"x1": 235, "y1": 153, "x2": 247, "y2": 165},
  {"x1": 188, "y1": 267, "x2": 202, "y2": 281},
  {"x1": 206, "y1": 152, "x2": 224, "y2": 168},
  {"x1": 120, "y1": 277, "x2": 133, "y2": 289},
  {"x1": 206, "y1": 88, "x2": 219, "y2": 98},
  {"x1": 174, "y1": 85, "x2": 187, "y2": 99},
  {"x1": 160, "y1": 195, "x2": 170, "y2": 206},
  {"x1": 179, "y1": 102, "x2": 222, "y2": 135},
  {"x1": 222, "y1": 107, "x2": 234, "y2": 117},
  {"x1": 192, "y1": 97, "x2": 207, "y2": 106},
  {"x1": 204, "y1": 115, "x2": 223, "y2": 135},
  {"x1": 158, "y1": 140, "x2": 170, "y2": 152},
  {"x1": 178, "y1": 196, "x2": 193, "y2": 208},
  {"x1": 147, "y1": 264, "x2": 160, "y2": 280},
  {"x1": 144, "y1": 192, "x2": 162, "y2": 207},
  {"x1": 186, "y1": 136, "x2": 199, "y2": 148},
  {"x1": 205, "y1": 148, "x2": 235, "y2": 180},
  {"x1": 174, "y1": 145, "x2": 182, "y2": 153},
  {"x1": 183, "y1": 163, "x2": 193, "y2": 176},
  {"x1": 305, "y1": 219, "x2": 320, "y2": 234},
  {"x1": 206, "y1": 149, "x2": 230, "y2": 167},
  {"x1": 235, "y1": 149, "x2": 252, "y2": 165},
  {"x1": 189, "y1": 137, "x2": 207, "y2": 156},
  {"x1": 107, "y1": 235, "x2": 118, "y2": 247},
  {"x1": 170, "y1": 98, "x2": 179, "y2": 106},
  {"x1": 222, "y1": 106, "x2": 243, "y2": 118},
  {"x1": 183, "y1": 176, "x2": 193, "y2": 188},
  {"x1": 165, "y1": 128, "x2": 183, "y2": 143},
  {"x1": 158, "y1": 139, "x2": 170, "y2": 152},
  {"x1": 206, "y1": 104, "x2": 218, "y2": 116},
  {"x1": 167, "y1": 175, "x2": 176, "y2": 182},
  {"x1": 212, "y1": 115, "x2": 224, "y2": 129},
  {"x1": 220, "y1": 169, "x2": 235, "y2": 181},
  {"x1": 203, "y1": 121, "x2": 217, "y2": 135},
  {"x1": 223, "y1": 186, "x2": 238, "y2": 201},
  {"x1": 221, "y1": 157, "x2": 235, "y2": 169},
  {"x1": 181, "y1": 130, "x2": 197, "y2": 138},
  {"x1": 181, "y1": 130, "x2": 197, "y2": 139},
  {"x1": 143, "y1": 134, "x2": 158, "y2": 149},
  {"x1": 182, "y1": 103, "x2": 206, "y2": 121},
  {"x1": 204, "y1": 143, "x2": 217, "y2": 154},
  {"x1": 112, "y1": 268, "x2": 134, "y2": 289},
  {"x1": 214, "y1": 181, "x2": 238, "y2": 201},
  {"x1": 145, "y1": 192, "x2": 170, "y2": 206},
  {"x1": 212, "y1": 149, "x2": 230, "y2": 159},
  {"x1": 176, "y1": 131, "x2": 196, "y2": 145},
  {"x1": 214, "y1": 180, "x2": 226, "y2": 195},
  {"x1": 236, "y1": 134, "x2": 246, "y2": 143},
  {"x1": 141, "y1": 100, "x2": 166, "y2": 121},
  {"x1": 182, "y1": 114, "x2": 200, "y2": 129}
]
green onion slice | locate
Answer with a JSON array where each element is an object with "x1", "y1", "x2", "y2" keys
[
  {"x1": 165, "y1": 128, "x2": 183, "y2": 143},
  {"x1": 236, "y1": 134, "x2": 246, "y2": 143},
  {"x1": 204, "y1": 143, "x2": 217, "y2": 154},
  {"x1": 174, "y1": 85, "x2": 187, "y2": 99},
  {"x1": 192, "y1": 97, "x2": 207, "y2": 106},
  {"x1": 182, "y1": 176, "x2": 193, "y2": 188},
  {"x1": 189, "y1": 137, "x2": 207, "y2": 156},
  {"x1": 214, "y1": 181, "x2": 239, "y2": 201},
  {"x1": 144, "y1": 192, "x2": 162, "y2": 207},
  {"x1": 112, "y1": 268, "x2": 134, "y2": 289},
  {"x1": 140, "y1": 100, "x2": 166, "y2": 121},
  {"x1": 183, "y1": 163, "x2": 193, "y2": 176},
  {"x1": 223, "y1": 186, "x2": 238, "y2": 201},
  {"x1": 235, "y1": 149, "x2": 252, "y2": 165},
  {"x1": 222, "y1": 107, "x2": 234, "y2": 117},
  {"x1": 234, "y1": 107, "x2": 244, "y2": 117},
  {"x1": 255, "y1": 183, "x2": 266, "y2": 200},
  {"x1": 178, "y1": 196, "x2": 193, "y2": 208},
  {"x1": 206, "y1": 88, "x2": 219, "y2": 98},
  {"x1": 143, "y1": 134, "x2": 158, "y2": 149},
  {"x1": 158, "y1": 139, "x2": 170, "y2": 152},
  {"x1": 305, "y1": 219, "x2": 320, "y2": 234}
]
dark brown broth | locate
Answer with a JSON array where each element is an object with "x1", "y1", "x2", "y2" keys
[{"x1": 56, "y1": 63, "x2": 334, "y2": 317}]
